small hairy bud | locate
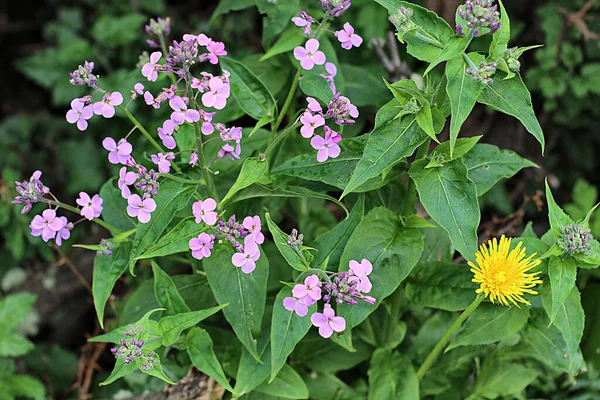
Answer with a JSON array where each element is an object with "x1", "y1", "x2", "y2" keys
[
  {"x1": 557, "y1": 224, "x2": 593, "y2": 256},
  {"x1": 504, "y1": 47, "x2": 521, "y2": 72},
  {"x1": 466, "y1": 61, "x2": 497, "y2": 84}
]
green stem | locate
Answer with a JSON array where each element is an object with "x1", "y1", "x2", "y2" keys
[
  {"x1": 402, "y1": 138, "x2": 431, "y2": 217},
  {"x1": 265, "y1": 121, "x2": 302, "y2": 158},
  {"x1": 416, "y1": 295, "x2": 484, "y2": 381},
  {"x1": 415, "y1": 30, "x2": 444, "y2": 48},
  {"x1": 45, "y1": 199, "x2": 121, "y2": 236},
  {"x1": 463, "y1": 52, "x2": 479, "y2": 70},
  {"x1": 118, "y1": 105, "x2": 181, "y2": 173},
  {"x1": 161, "y1": 173, "x2": 205, "y2": 185},
  {"x1": 271, "y1": 67, "x2": 302, "y2": 142}
]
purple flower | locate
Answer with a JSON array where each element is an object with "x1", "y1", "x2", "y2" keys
[
  {"x1": 348, "y1": 259, "x2": 373, "y2": 293},
  {"x1": 69, "y1": 61, "x2": 98, "y2": 86},
  {"x1": 192, "y1": 198, "x2": 218, "y2": 226},
  {"x1": 55, "y1": 217, "x2": 73, "y2": 246},
  {"x1": 189, "y1": 152, "x2": 199, "y2": 167},
  {"x1": 103, "y1": 137, "x2": 133, "y2": 165},
  {"x1": 189, "y1": 232, "x2": 214, "y2": 260},
  {"x1": 30, "y1": 209, "x2": 63, "y2": 242},
  {"x1": 158, "y1": 120, "x2": 177, "y2": 149},
  {"x1": 293, "y1": 275, "x2": 322, "y2": 301},
  {"x1": 294, "y1": 39, "x2": 326, "y2": 71},
  {"x1": 76, "y1": 192, "x2": 103, "y2": 221},
  {"x1": 232, "y1": 236, "x2": 261, "y2": 274},
  {"x1": 292, "y1": 11, "x2": 316, "y2": 35},
  {"x1": 142, "y1": 51, "x2": 163, "y2": 81},
  {"x1": 183, "y1": 33, "x2": 213, "y2": 46},
  {"x1": 118, "y1": 167, "x2": 137, "y2": 199},
  {"x1": 13, "y1": 170, "x2": 50, "y2": 214},
  {"x1": 300, "y1": 112, "x2": 325, "y2": 138},
  {"x1": 203, "y1": 41, "x2": 227, "y2": 64},
  {"x1": 201, "y1": 77, "x2": 230, "y2": 110},
  {"x1": 151, "y1": 152, "x2": 175, "y2": 173},
  {"x1": 169, "y1": 96, "x2": 200, "y2": 124},
  {"x1": 306, "y1": 97, "x2": 323, "y2": 113},
  {"x1": 144, "y1": 91, "x2": 161, "y2": 109},
  {"x1": 200, "y1": 110, "x2": 215, "y2": 135},
  {"x1": 134, "y1": 83, "x2": 145, "y2": 95},
  {"x1": 93, "y1": 92, "x2": 123, "y2": 118},
  {"x1": 66, "y1": 98, "x2": 93, "y2": 131},
  {"x1": 127, "y1": 195, "x2": 157, "y2": 223},
  {"x1": 326, "y1": 93, "x2": 359, "y2": 125},
  {"x1": 283, "y1": 295, "x2": 311, "y2": 317},
  {"x1": 218, "y1": 143, "x2": 241, "y2": 160},
  {"x1": 311, "y1": 304, "x2": 346, "y2": 338},
  {"x1": 310, "y1": 130, "x2": 341, "y2": 163},
  {"x1": 335, "y1": 22, "x2": 363, "y2": 50},
  {"x1": 320, "y1": 62, "x2": 337, "y2": 94},
  {"x1": 242, "y1": 216, "x2": 264, "y2": 244}
]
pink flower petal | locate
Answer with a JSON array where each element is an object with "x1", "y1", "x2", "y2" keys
[
  {"x1": 318, "y1": 324, "x2": 334, "y2": 338},
  {"x1": 137, "y1": 210, "x2": 151, "y2": 223},
  {"x1": 311, "y1": 51, "x2": 326, "y2": 65},
  {"x1": 232, "y1": 253, "x2": 247, "y2": 267},
  {"x1": 305, "y1": 38, "x2": 320, "y2": 53},
  {"x1": 66, "y1": 110, "x2": 79, "y2": 124},
  {"x1": 330, "y1": 316, "x2": 346, "y2": 332}
]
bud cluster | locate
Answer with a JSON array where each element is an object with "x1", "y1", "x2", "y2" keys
[
  {"x1": 324, "y1": 271, "x2": 376, "y2": 306},
  {"x1": 319, "y1": 0, "x2": 351, "y2": 18},
  {"x1": 466, "y1": 61, "x2": 497, "y2": 84},
  {"x1": 389, "y1": 6, "x2": 418, "y2": 38},
  {"x1": 504, "y1": 47, "x2": 521, "y2": 72},
  {"x1": 557, "y1": 224, "x2": 593, "y2": 256},
  {"x1": 457, "y1": 0, "x2": 501, "y2": 37},
  {"x1": 287, "y1": 229, "x2": 304, "y2": 249},
  {"x1": 97, "y1": 239, "x2": 114, "y2": 256},
  {"x1": 110, "y1": 325, "x2": 159, "y2": 370},
  {"x1": 69, "y1": 61, "x2": 98, "y2": 87},
  {"x1": 12, "y1": 171, "x2": 50, "y2": 214},
  {"x1": 217, "y1": 215, "x2": 251, "y2": 253}
]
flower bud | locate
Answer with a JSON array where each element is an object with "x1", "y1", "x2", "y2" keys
[{"x1": 557, "y1": 224, "x2": 593, "y2": 256}]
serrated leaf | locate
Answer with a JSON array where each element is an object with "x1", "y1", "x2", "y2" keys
[
  {"x1": 136, "y1": 218, "x2": 204, "y2": 260},
  {"x1": 93, "y1": 242, "x2": 132, "y2": 328},
  {"x1": 405, "y1": 262, "x2": 477, "y2": 311},
  {"x1": 265, "y1": 212, "x2": 310, "y2": 271},
  {"x1": 128, "y1": 180, "x2": 195, "y2": 274},
  {"x1": 478, "y1": 72, "x2": 545, "y2": 154},
  {"x1": 204, "y1": 246, "x2": 268, "y2": 361},
  {"x1": 270, "y1": 287, "x2": 316, "y2": 382},
  {"x1": 186, "y1": 327, "x2": 234, "y2": 392},
  {"x1": 342, "y1": 101, "x2": 427, "y2": 197},
  {"x1": 447, "y1": 303, "x2": 529, "y2": 351},
  {"x1": 220, "y1": 57, "x2": 276, "y2": 120},
  {"x1": 221, "y1": 157, "x2": 269, "y2": 206},
  {"x1": 409, "y1": 158, "x2": 480, "y2": 259},
  {"x1": 446, "y1": 53, "x2": 485, "y2": 157},
  {"x1": 152, "y1": 261, "x2": 191, "y2": 316},
  {"x1": 159, "y1": 305, "x2": 227, "y2": 346},
  {"x1": 463, "y1": 144, "x2": 538, "y2": 195}
]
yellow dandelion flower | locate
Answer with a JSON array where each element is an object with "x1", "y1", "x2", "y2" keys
[{"x1": 468, "y1": 235, "x2": 543, "y2": 307}]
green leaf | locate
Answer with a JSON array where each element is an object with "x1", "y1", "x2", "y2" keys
[
  {"x1": 415, "y1": 101, "x2": 437, "y2": 143},
  {"x1": 152, "y1": 261, "x2": 191, "y2": 316},
  {"x1": 542, "y1": 286, "x2": 584, "y2": 370},
  {"x1": 405, "y1": 262, "x2": 478, "y2": 311},
  {"x1": 478, "y1": 72, "x2": 545, "y2": 154},
  {"x1": 298, "y1": 74, "x2": 334, "y2": 104},
  {"x1": 220, "y1": 57, "x2": 277, "y2": 120},
  {"x1": 447, "y1": 303, "x2": 529, "y2": 351},
  {"x1": 472, "y1": 362, "x2": 538, "y2": 400},
  {"x1": 0, "y1": 292, "x2": 37, "y2": 332},
  {"x1": 0, "y1": 333, "x2": 34, "y2": 357},
  {"x1": 368, "y1": 349, "x2": 419, "y2": 400},
  {"x1": 462, "y1": 144, "x2": 538, "y2": 195},
  {"x1": 204, "y1": 246, "x2": 268, "y2": 361},
  {"x1": 260, "y1": 27, "x2": 305, "y2": 62},
  {"x1": 336, "y1": 208, "x2": 423, "y2": 330},
  {"x1": 424, "y1": 36, "x2": 470, "y2": 76},
  {"x1": 256, "y1": 364, "x2": 309, "y2": 399},
  {"x1": 446, "y1": 54, "x2": 485, "y2": 157},
  {"x1": 99, "y1": 179, "x2": 137, "y2": 232},
  {"x1": 159, "y1": 305, "x2": 227, "y2": 346},
  {"x1": 221, "y1": 157, "x2": 269, "y2": 206},
  {"x1": 341, "y1": 64, "x2": 388, "y2": 107},
  {"x1": 234, "y1": 330, "x2": 271, "y2": 396},
  {"x1": 311, "y1": 196, "x2": 365, "y2": 269},
  {"x1": 99, "y1": 359, "x2": 137, "y2": 386},
  {"x1": 210, "y1": 0, "x2": 255, "y2": 21},
  {"x1": 136, "y1": 218, "x2": 204, "y2": 260},
  {"x1": 270, "y1": 287, "x2": 316, "y2": 382},
  {"x1": 186, "y1": 327, "x2": 234, "y2": 392},
  {"x1": 256, "y1": 0, "x2": 299, "y2": 47},
  {"x1": 522, "y1": 309, "x2": 585, "y2": 376},
  {"x1": 489, "y1": 0, "x2": 510, "y2": 60},
  {"x1": 342, "y1": 101, "x2": 427, "y2": 197},
  {"x1": 545, "y1": 180, "x2": 575, "y2": 237},
  {"x1": 375, "y1": 1, "x2": 453, "y2": 62},
  {"x1": 138, "y1": 358, "x2": 175, "y2": 384},
  {"x1": 128, "y1": 180, "x2": 195, "y2": 274},
  {"x1": 426, "y1": 136, "x2": 482, "y2": 169},
  {"x1": 265, "y1": 212, "x2": 310, "y2": 271},
  {"x1": 3, "y1": 375, "x2": 45, "y2": 400},
  {"x1": 409, "y1": 158, "x2": 480, "y2": 259},
  {"x1": 547, "y1": 256, "x2": 578, "y2": 323},
  {"x1": 93, "y1": 242, "x2": 132, "y2": 328}
]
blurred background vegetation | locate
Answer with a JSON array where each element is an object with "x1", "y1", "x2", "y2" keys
[{"x1": 1, "y1": 0, "x2": 600, "y2": 398}]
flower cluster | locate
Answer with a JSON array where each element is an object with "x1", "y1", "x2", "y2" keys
[
  {"x1": 389, "y1": 6, "x2": 418, "y2": 40},
  {"x1": 145, "y1": 17, "x2": 171, "y2": 48},
  {"x1": 283, "y1": 259, "x2": 375, "y2": 338},
  {"x1": 466, "y1": 61, "x2": 497, "y2": 84},
  {"x1": 12, "y1": 170, "x2": 49, "y2": 214},
  {"x1": 111, "y1": 325, "x2": 159, "y2": 371},
  {"x1": 557, "y1": 224, "x2": 593, "y2": 256},
  {"x1": 30, "y1": 210, "x2": 73, "y2": 245},
  {"x1": 456, "y1": 0, "x2": 501, "y2": 37},
  {"x1": 188, "y1": 198, "x2": 264, "y2": 274},
  {"x1": 290, "y1": 7, "x2": 361, "y2": 163}
]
